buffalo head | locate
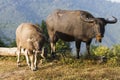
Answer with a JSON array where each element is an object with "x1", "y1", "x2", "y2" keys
[
  {"x1": 94, "y1": 16, "x2": 117, "y2": 42},
  {"x1": 81, "y1": 16, "x2": 117, "y2": 42}
]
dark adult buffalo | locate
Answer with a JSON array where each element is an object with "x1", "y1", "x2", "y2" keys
[
  {"x1": 46, "y1": 9, "x2": 117, "y2": 59},
  {"x1": 16, "y1": 23, "x2": 46, "y2": 71}
]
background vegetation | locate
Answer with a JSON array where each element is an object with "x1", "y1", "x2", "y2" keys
[{"x1": 0, "y1": 0, "x2": 120, "y2": 47}]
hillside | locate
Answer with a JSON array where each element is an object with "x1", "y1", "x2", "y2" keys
[{"x1": 0, "y1": 0, "x2": 120, "y2": 46}]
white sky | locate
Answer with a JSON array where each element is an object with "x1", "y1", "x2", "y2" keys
[{"x1": 107, "y1": 0, "x2": 120, "y2": 3}]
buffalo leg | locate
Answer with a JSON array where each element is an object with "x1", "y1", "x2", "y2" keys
[
  {"x1": 50, "y1": 34, "x2": 58, "y2": 58},
  {"x1": 29, "y1": 51, "x2": 36, "y2": 71},
  {"x1": 16, "y1": 48, "x2": 21, "y2": 67},
  {"x1": 24, "y1": 49, "x2": 30, "y2": 68},
  {"x1": 30, "y1": 54, "x2": 36, "y2": 71},
  {"x1": 86, "y1": 40, "x2": 92, "y2": 55},
  {"x1": 50, "y1": 42, "x2": 56, "y2": 58},
  {"x1": 40, "y1": 48, "x2": 46, "y2": 64},
  {"x1": 49, "y1": 32, "x2": 56, "y2": 58},
  {"x1": 41, "y1": 47, "x2": 45, "y2": 59},
  {"x1": 75, "y1": 41, "x2": 81, "y2": 59},
  {"x1": 34, "y1": 51, "x2": 38, "y2": 69}
]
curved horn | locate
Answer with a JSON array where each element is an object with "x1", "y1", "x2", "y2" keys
[
  {"x1": 105, "y1": 16, "x2": 117, "y2": 24},
  {"x1": 80, "y1": 14, "x2": 95, "y2": 23}
]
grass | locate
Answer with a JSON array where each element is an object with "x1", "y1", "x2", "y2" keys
[{"x1": 0, "y1": 55, "x2": 120, "y2": 80}]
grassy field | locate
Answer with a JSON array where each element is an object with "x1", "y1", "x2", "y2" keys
[{"x1": 0, "y1": 56, "x2": 120, "y2": 80}]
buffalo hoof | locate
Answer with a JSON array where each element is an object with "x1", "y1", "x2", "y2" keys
[
  {"x1": 99, "y1": 56, "x2": 107, "y2": 64},
  {"x1": 76, "y1": 56, "x2": 80, "y2": 59},
  {"x1": 17, "y1": 62, "x2": 21, "y2": 67},
  {"x1": 77, "y1": 56, "x2": 80, "y2": 59},
  {"x1": 51, "y1": 53, "x2": 56, "y2": 58},
  {"x1": 31, "y1": 67, "x2": 37, "y2": 71},
  {"x1": 28, "y1": 64, "x2": 31, "y2": 69}
]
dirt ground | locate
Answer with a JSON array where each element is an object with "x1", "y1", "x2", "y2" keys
[
  {"x1": 0, "y1": 60, "x2": 33, "y2": 80},
  {"x1": 0, "y1": 60, "x2": 52, "y2": 80},
  {"x1": 0, "y1": 59, "x2": 65, "y2": 80},
  {"x1": 1, "y1": 59, "x2": 120, "y2": 80}
]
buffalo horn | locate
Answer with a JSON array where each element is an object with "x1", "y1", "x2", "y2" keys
[{"x1": 105, "y1": 16, "x2": 117, "y2": 23}]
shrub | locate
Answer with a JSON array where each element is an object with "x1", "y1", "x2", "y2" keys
[
  {"x1": 36, "y1": 21, "x2": 71, "y2": 54},
  {"x1": 91, "y1": 45, "x2": 110, "y2": 56},
  {"x1": 111, "y1": 44, "x2": 120, "y2": 57},
  {"x1": 91, "y1": 44, "x2": 120, "y2": 66},
  {"x1": 0, "y1": 39, "x2": 6, "y2": 47},
  {"x1": 9, "y1": 40, "x2": 16, "y2": 47},
  {"x1": 56, "y1": 39, "x2": 71, "y2": 53},
  {"x1": 107, "y1": 44, "x2": 120, "y2": 66}
]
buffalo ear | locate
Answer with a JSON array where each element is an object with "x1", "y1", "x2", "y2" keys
[{"x1": 80, "y1": 14, "x2": 95, "y2": 23}]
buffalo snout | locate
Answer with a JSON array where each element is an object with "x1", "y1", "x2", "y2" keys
[{"x1": 96, "y1": 34, "x2": 102, "y2": 43}]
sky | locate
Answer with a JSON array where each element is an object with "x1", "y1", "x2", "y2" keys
[{"x1": 107, "y1": 0, "x2": 120, "y2": 3}]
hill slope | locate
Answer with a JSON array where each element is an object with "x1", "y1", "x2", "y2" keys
[{"x1": 0, "y1": 0, "x2": 120, "y2": 46}]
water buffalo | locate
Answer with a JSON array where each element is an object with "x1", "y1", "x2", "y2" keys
[
  {"x1": 46, "y1": 9, "x2": 117, "y2": 59},
  {"x1": 16, "y1": 23, "x2": 46, "y2": 71}
]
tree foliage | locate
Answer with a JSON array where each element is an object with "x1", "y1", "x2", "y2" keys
[
  {"x1": 9, "y1": 40, "x2": 16, "y2": 47},
  {"x1": 56, "y1": 39, "x2": 71, "y2": 53},
  {"x1": 91, "y1": 44, "x2": 120, "y2": 66},
  {"x1": 91, "y1": 45, "x2": 110, "y2": 56},
  {"x1": 37, "y1": 20, "x2": 71, "y2": 54},
  {"x1": 0, "y1": 39, "x2": 6, "y2": 47}
]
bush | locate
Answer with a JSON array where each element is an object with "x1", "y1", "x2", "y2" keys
[
  {"x1": 36, "y1": 20, "x2": 71, "y2": 54},
  {"x1": 91, "y1": 44, "x2": 120, "y2": 66},
  {"x1": 107, "y1": 44, "x2": 120, "y2": 66},
  {"x1": 56, "y1": 39, "x2": 71, "y2": 53},
  {"x1": 91, "y1": 45, "x2": 110, "y2": 56},
  {"x1": 0, "y1": 39, "x2": 6, "y2": 47},
  {"x1": 9, "y1": 40, "x2": 17, "y2": 47},
  {"x1": 111, "y1": 44, "x2": 120, "y2": 57}
]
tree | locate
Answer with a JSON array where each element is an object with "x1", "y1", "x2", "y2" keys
[
  {"x1": 9, "y1": 40, "x2": 16, "y2": 47},
  {"x1": 56, "y1": 39, "x2": 71, "y2": 53},
  {"x1": 40, "y1": 20, "x2": 49, "y2": 39},
  {"x1": 0, "y1": 39, "x2": 6, "y2": 47},
  {"x1": 37, "y1": 20, "x2": 71, "y2": 54}
]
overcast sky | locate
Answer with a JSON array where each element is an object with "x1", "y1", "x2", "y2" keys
[{"x1": 107, "y1": 0, "x2": 120, "y2": 3}]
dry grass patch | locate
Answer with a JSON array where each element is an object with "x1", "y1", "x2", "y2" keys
[{"x1": 0, "y1": 56, "x2": 120, "y2": 80}]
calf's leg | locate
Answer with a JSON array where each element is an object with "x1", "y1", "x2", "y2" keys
[
  {"x1": 28, "y1": 50, "x2": 36, "y2": 71},
  {"x1": 16, "y1": 48, "x2": 21, "y2": 67},
  {"x1": 34, "y1": 51, "x2": 38, "y2": 69},
  {"x1": 24, "y1": 49, "x2": 30, "y2": 68},
  {"x1": 29, "y1": 54, "x2": 36, "y2": 71}
]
